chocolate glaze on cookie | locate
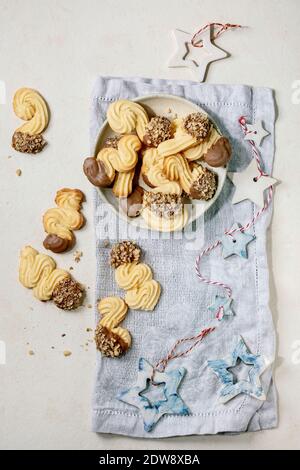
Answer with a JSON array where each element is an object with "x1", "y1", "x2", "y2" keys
[
  {"x1": 120, "y1": 186, "x2": 144, "y2": 218},
  {"x1": 83, "y1": 157, "x2": 113, "y2": 187},
  {"x1": 204, "y1": 137, "x2": 232, "y2": 167},
  {"x1": 43, "y1": 234, "x2": 72, "y2": 253}
]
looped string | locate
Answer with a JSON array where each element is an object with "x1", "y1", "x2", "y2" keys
[
  {"x1": 238, "y1": 116, "x2": 268, "y2": 179},
  {"x1": 151, "y1": 116, "x2": 273, "y2": 379},
  {"x1": 191, "y1": 22, "x2": 242, "y2": 47},
  {"x1": 152, "y1": 327, "x2": 216, "y2": 377},
  {"x1": 195, "y1": 115, "x2": 274, "y2": 299}
]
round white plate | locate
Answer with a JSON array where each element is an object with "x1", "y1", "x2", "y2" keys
[{"x1": 94, "y1": 94, "x2": 227, "y2": 231}]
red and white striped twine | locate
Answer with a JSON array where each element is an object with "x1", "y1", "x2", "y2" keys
[
  {"x1": 154, "y1": 327, "x2": 216, "y2": 374},
  {"x1": 151, "y1": 116, "x2": 274, "y2": 377},
  {"x1": 191, "y1": 22, "x2": 242, "y2": 48},
  {"x1": 238, "y1": 116, "x2": 268, "y2": 178},
  {"x1": 195, "y1": 116, "x2": 274, "y2": 301}
]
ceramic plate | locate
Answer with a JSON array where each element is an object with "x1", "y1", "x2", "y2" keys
[{"x1": 94, "y1": 94, "x2": 227, "y2": 231}]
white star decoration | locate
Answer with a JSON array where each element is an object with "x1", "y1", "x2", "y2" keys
[
  {"x1": 229, "y1": 159, "x2": 277, "y2": 208},
  {"x1": 244, "y1": 121, "x2": 269, "y2": 147},
  {"x1": 168, "y1": 28, "x2": 227, "y2": 82}
]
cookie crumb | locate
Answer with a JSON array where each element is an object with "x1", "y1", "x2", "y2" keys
[
  {"x1": 28, "y1": 350, "x2": 35, "y2": 356},
  {"x1": 87, "y1": 304, "x2": 92, "y2": 309},
  {"x1": 61, "y1": 333, "x2": 66, "y2": 337},
  {"x1": 102, "y1": 239, "x2": 110, "y2": 248},
  {"x1": 63, "y1": 350, "x2": 72, "y2": 357},
  {"x1": 86, "y1": 327, "x2": 93, "y2": 332},
  {"x1": 16, "y1": 168, "x2": 22, "y2": 176},
  {"x1": 69, "y1": 266, "x2": 74, "y2": 271},
  {"x1": 73, "y1": 250, "x2": 83, "y2": 263}
]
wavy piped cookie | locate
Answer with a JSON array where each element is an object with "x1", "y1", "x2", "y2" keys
[
  {"x1": 96, "y1": 296, "x2": 131, "y2": 357},
  {"x1": 125, "y1": 280, "x2": 161, "y2": 311},
  {"x1": 141, "y1": 148, "x2": 181, "y2": 194},
  {"x1": 43, "y1": 188, "x2": 85, "y2": 253},
  {"x1": 83, "y1": 134, "x2": 141, "y2": 188},
  {"x1": 19, "y1": 246, "x2": 84, "y2": 309},
  {"x1": 113, "y1": 171, "x2": 135, "y2": 198},
  {"x1": 115, "y1": 262, "x2": 152, "y2": 290},
  {"x1": 157, "y1": 112, "x2": 212, "y2": 158},
  {"x1": 12, "y1": 88, "x2": 49, "y2": 154},
  {"x1": 107, "y1": 99, "x2": 149, "y2": 140},
  {"x1": 163, "y1": 154, "x2": 193, "y2": 194},
  {"x1": 183, "y1": 127, "x2": 221, "y2": 161},
  {"x1": 110, "y1": 241, "x2": 161, "y2": 311},
  {"x1": 141, "y1": 205, "x2": 188, "y2": 232}
]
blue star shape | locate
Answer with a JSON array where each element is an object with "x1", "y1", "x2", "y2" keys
[
  {"x1": 221, "y1": 223, "x2": 255, "y2": 259},
  {"x1": 117, "y1": 357, "x2": 190, "y2": 432},
  {"x1": 207, "y1": 336, "x2": 269, "y2": 404},
  {"x1": 208, "y1": 295, "x2": 234, "y2": 321}
]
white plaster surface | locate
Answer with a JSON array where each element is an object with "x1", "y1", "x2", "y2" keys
[{"x1": 0, "y1": 0, "x2": 299, "y2": 450}]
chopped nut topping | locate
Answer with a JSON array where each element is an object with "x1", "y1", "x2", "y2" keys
[
  {"x1": 103, "y1": 136, "x2": 120, "y2": 149},
  {"x1": 94, "y1": 324, "x2": 124, "y2": 357},
  {"x1": 52, "y1": 277, "x2": 84, "y2": 310},
  {"x1": 109, "y1": 240, "x2": 141, "y2": 268},
  {"x1": 183, "y1": 112, "x2": 211, "y2": 141},
  {"x1": 190, "y1": 167, "x2": 217, "y2": 200},
  {"x1": 12, "y1": 131, "x2": 47, "y2": 154},
  {"x1": 143, "y1": 116, "x2": 172, "y2": 147},
  {"x1": 143, "y1": 191, "x2": 183, "y2": 218}
]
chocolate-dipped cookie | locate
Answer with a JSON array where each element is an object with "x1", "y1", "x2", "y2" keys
[
  {"x1": 120, "y1": 186, "x2": 144, "y2": 218},
  {"x1": 83, "y1": 157, "x2": 113, "y2": 187},
  {"x1": 203, "y1": 137, "x2": 231, "y2": 167}
]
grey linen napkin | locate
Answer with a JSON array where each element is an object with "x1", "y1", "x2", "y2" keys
[{"x1": 90, "y1": 76, "x2": 277, "y2": 438}]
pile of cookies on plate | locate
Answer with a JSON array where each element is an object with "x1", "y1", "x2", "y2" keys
[{"x1": 83, "y1": 99, "x2": 231, "y2": 230}]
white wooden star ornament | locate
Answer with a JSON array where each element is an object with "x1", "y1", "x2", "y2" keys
[
  {"x1": 229, "y1": 158, "x2": 277, "y2": 208},
  {"x1": 244, "y1": 121, "x2": 269, "y2": 147},
  {"x1": 168, "y1": 27, "x2": 227, "y2": 82}
]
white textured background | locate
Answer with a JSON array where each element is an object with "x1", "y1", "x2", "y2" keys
[{"x1": 0, "y1": 0, "x2": 299, "y2": 450}]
